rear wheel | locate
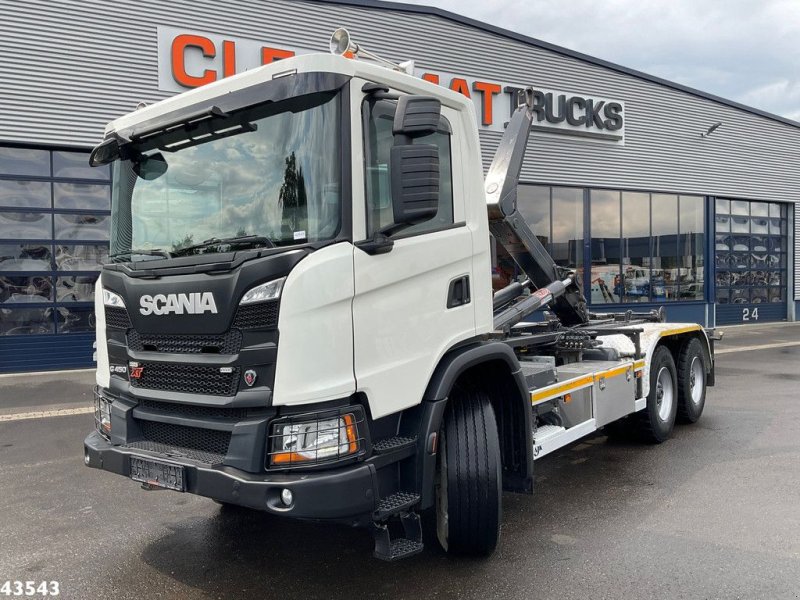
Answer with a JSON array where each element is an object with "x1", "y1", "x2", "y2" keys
[
  {"x1": 676, "y1": 338, "x2": 707, "y2": 423},
  {"x1": 436, "y1": 385, "x2": 502, "y2": 556},
  {"x1": 635, "y1": 345, "x2": 678, "y2": 443}
]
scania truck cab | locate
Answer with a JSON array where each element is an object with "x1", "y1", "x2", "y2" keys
[{"x1": 84, "y1": 32, "x2": 715, "y2": 561}]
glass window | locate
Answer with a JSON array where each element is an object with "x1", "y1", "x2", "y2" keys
[
  {"x1": 52, "y1": 151, "x2": 109, "y2": 181},
  {"x1": 590, "y1": 190, "x2": 621, "y2": 303},
  {"x1": 0, "y1": 307, "x2": 55, "y2": 335},
  {"x1": 651, "y1": 194, "x2": 678, "y2": 301},
  {"x1": 552, "y1": 187, "x2": 583, "y2": 283},
  {"x1": 0, "y1": 244, "x2": 52, "y2": 271},
  {"x1": 0, "y1": 275, "x2": 53, "y2": 303},
  {"x1": 56, "y1": 305, "x2": 96, "y2": 334},
  {"x1": 0, "y1": 179, "x2": 51, "y2": 209},
  {"x1": 54, "y1": 244, "x2": 107, "y2": 270},
  {"x1": 54, "y1": 213, "x2": 110, "y2": 240},
  {"x1": 53, "y1": 183, "x2": 110, "y2": 211},
  {"x1": 363, "y1": 98, "x2": 453, "y2": 237},
  {"x1": 731, "y1": 200, "x2": 749, "y2": 216},
  {"x1": 621, "y1": 191, "x2": 650, "y2": 303},
  {"x1": 0, "y1": 147, "x2": 49, "y2": 177},
  {"x1": 518, "y1": 185, "x2": 550, "y2": 246},
  {"x1": 0, "y1": 211, "x2": 52, "y2": 239},
  {"x1": 679, "y1": 195, "x2": 705, "y2": 300},
  {"x1": 56, "y1": 275, "x2": 98, "y2": 302}
]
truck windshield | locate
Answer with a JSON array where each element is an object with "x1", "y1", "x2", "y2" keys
[{"x1": 109, "y1": 91, "x2": 342, "y2": 259}]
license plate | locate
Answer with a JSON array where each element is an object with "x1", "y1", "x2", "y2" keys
[{"x1": 130, "y1": 456, "x2": 185, "y2": 491}]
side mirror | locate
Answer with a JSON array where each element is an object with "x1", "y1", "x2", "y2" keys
[
  {"x1": 390, "y1": 144, "x2": 439, "y2": 225},
  {"x1": 132, "y1": 152, "x2": 168, "y2": 180},
  {"x1": 389, "y1": 95, "x2": 441, "y2": 227}
]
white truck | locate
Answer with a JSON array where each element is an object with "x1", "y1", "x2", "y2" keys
[{"x1": 83, "y1": 30, "x2": 716, "y2": 561}]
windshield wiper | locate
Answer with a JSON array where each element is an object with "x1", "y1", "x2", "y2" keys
[
  {"x1": 109, "y1": 249, "x2": 172, "y2": 262},
  {"x1": 171, "y1": 235, "x2": 276, "y2": 257}
]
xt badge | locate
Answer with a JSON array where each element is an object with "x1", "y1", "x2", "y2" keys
[
  {"x1": 129, "y1": 362, "x2": 144, "y2": 379},
  {"x1": 244, "y1": 369, "x2": 257, "y2": 387}
]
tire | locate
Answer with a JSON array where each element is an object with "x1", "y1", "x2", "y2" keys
[
  {"x1": 435, "y1": 385, "x2": 502, "y2": 556},
  {"x1": 676, "y1": 338, "x2": 707, "y2": 423},
  {"x1": 635, "y1": 345, "x2": 678, "y2": 443}
]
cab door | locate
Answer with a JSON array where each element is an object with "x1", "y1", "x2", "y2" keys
[{"x1": 351, "y1": 92, "x2": 476, "y2": 419}]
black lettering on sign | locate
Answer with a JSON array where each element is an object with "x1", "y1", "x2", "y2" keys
[
  {"x1": 603, "y1": 102, "x2": 623, "y2": 130},
  {"x1": 545, "y1": 93, "x2": 567, "y2": 123},
  {"x1": 566, "y1": 96, "x2": 587, "y2": 126},
  {"x1": 530, "y1": 90, "x2": 547, "y2": 122},
  {"x1": 586, "y1": 99, "x2": 606, "y2": 128}
]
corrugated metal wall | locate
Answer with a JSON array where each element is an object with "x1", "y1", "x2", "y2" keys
[
  {"x1": 2, "y1": 0, "x2": 799, "y2": 204},
  {"x1": 2, "y1": 2, "x2": 799, "y2": 214},
  {"x1": 0, "y1": 0, "x2": 798, "y2": 348}
]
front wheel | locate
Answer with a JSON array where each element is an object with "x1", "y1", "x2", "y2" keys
[
  {"x1": 436, "y1": 385, "x2": 502, "y2": 556},
  {"x1": 635, "y1": 345, "x2": 678, "y2": 443}
]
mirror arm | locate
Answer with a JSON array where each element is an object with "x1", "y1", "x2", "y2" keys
[{"x1": 355, "y1": 232, "x2": 394, "y2": 255}]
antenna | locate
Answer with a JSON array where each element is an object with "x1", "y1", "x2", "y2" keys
[{"x1": 329, "y1": 28, "x2": 414, "y2": 75}]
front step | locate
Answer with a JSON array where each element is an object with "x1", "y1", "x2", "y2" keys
[
  {"x1": 374, "y1": 491, "x2": 420, "y2": 521},
  {"x1": 372, "y1": 512, "x2": 424, "y2": 561},
  {"x1": 372, "y1": 435, "x2": 417, "y2": 454}
]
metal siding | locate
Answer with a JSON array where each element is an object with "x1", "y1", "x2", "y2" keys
[{"x1": 1, "y1": 0, "x2": 798, "y2": 203}]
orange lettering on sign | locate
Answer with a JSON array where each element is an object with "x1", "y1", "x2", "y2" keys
[
  {"x1": 472, "y1": 81, "x2": 502, "y2": 126},
  {"x1": 421, "y1": 73, "x2": 440, "y2": 85},
  {"x1": 222, "y1": 40, "x2": 236, "y2": 77},
  {"x1": 261, "y1": 46, "x2": 295, "y2": 64},
  {"x1": 171, "y1": 34, "x2": 217, "y2": 88},
  {"x1": 449, "y1": 77, "x2": 471, "y2": 98}
]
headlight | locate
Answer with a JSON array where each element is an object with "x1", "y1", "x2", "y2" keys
[
  {"x1": 102, "y1": 288, "x2": 126, "y2": 308},
  {"x1": 269, "y1": 412, "x2": 359, "y2": 466},
  {"x1": 94, "y1": 390, "x2": 112, "y2": 439},
  {"x1": 240, "y1": 277, "x2": 286, "y2": 305}
]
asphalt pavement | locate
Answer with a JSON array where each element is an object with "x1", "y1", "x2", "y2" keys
[{"x1": 1, "y1": 322, "x2": 799, "y2": 600}]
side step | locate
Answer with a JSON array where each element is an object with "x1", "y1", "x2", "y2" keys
[
  {"x1": 374, "y1": 491, "x2": 420, "y2": 521},
  {"x1": 373, "y1": 513, "x2": 424, "y2": 561},
  {"x1": 372, "y1": 436, "x2": 417, "y2": 454}
]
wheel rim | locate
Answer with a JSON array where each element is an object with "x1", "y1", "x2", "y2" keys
[
  {"x1": 689, "y1": 356, "x2": 705, "y2": 405},
  {"x1": 655, "y1": 366, "x2": 674, "y2": 421}
]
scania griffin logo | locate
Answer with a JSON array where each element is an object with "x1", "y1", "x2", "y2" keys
[{"x1": 139, "y1": 292, "x2": 218, "y2": 316}]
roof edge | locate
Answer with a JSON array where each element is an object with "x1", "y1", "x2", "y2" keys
[{"x1": 310, "y1": 0, "x2": 800, "y2": 130}]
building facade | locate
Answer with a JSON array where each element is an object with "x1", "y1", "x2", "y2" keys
[{"x1": 1, "y1": 0, "x2": 798, "y2": 372}]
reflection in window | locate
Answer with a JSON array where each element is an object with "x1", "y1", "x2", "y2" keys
[
  {"x1": 0, "y1": 212, "x2": 53, "y2": 239},
  {"x1": 0, "y1": 147, "x2": 49, "y2": 177},
  {"x1": 552, "y1": 187, "x2": 583, "y2": 284},
  {"x1": 53, "y1": 151, "x2": 110, "y2": 181},
  {"x1": 652, "y1": 194, "x2": 678, "y2": 301},
  {"x1": 590, "y1": 190, "x2": 621, "y2": 303},
  {"x1": 56, "y1": 275, "x2": 97, "y2": 302},
  {"x1": 518, "y1": 186, "x2": 550, "y2": 247},
  {"x1": 621, "y1": 192, "x2": 650, "y2": 302},
  {"x1": 0, "y1": 179, "x2": 51, "y2": 209},
  {"x1": 54, "y1": 183, "x2": 110, "y2": 211},
  {"x1": 54, "y1": 213, "x2": 110, "y2": 240},
  {"x1": 0, "y1": 307, "x2": 55, "y2": 335},
  {"x1": 55, "y1": 245, "x2": 107, "y2": 270},
  {"x1": 56, "y1": 305, "x2": 95, "y2": 333},
  {"x1": 0, "y1": 275, "x2": 53, "y2": 303},
  {"x1": 714, "y1": 198, "x2": 786, "y2": 307},
  {"x1": 0, "y1": 244, "x2": 52, "y2": 270},
  {"x1": 679, "y1": 195, "x2": 704, "y2": 300}
]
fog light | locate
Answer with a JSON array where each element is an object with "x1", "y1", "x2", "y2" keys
[
  {"x1": 84, "y1": 452, "x2": 90, "y2": 466},
  {"x1": 281, "y1": 488, "x2": 293, "y2": 506}
]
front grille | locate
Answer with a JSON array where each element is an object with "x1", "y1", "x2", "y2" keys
[
  {"x1": 128, "y1": 330, "x2": 242, "y2": 354},
  {"x1": 105, "y1": 306, "x2": 132, "y2": 329},
  {"x1": 137, "y1": 399, "x2": 249, "y2": 420},
  {"x1": 130, "y1": 363, "x2": 239, "y2": 396},
  {"x1": 233, "y1": 300, "x2": 279, "y2": 329},
  {"x1": 129, "y1": 421, "x2": 231, "y2": 464}
]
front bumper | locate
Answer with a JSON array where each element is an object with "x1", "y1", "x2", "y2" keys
[{"x1": 84, "y1": 430, "x2": 377, "y2": 523}]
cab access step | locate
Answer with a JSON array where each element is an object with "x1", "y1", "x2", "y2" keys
[{"x1": 372, "y1": 491, "x2": 423, "y2": 561}]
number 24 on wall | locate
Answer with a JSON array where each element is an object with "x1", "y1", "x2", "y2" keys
[{"x1": 743, "y1": 307, "x2": 759, "y2": 321}]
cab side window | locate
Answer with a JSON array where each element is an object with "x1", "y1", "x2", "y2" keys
[{"x1": 363, "y1": 98, "x2": 453, "y2": 237}]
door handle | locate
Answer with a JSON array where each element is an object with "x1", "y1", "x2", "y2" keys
[{"x1": 447, "y1": 275, "x2": 471, "y2": 308}]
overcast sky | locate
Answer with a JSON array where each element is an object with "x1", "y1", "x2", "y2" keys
[{"x1": 395, "y1": 0, "x2": 800, "y2": 122}]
